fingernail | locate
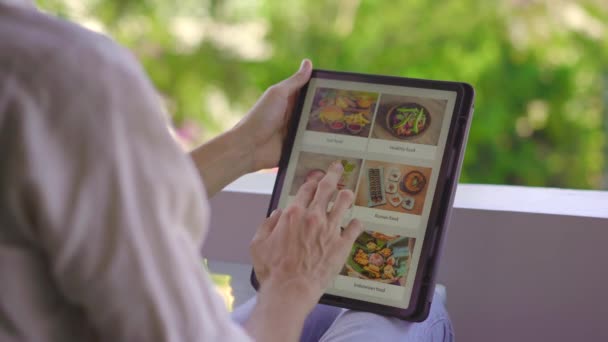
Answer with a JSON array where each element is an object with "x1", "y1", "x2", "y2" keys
[
  {"x1": 299, "y1": 59, "x2": 310, "y2": 72},
  {"x1": 332, "y1": 161, "x2": 343, "y2": 171},
  {"x1": 270, "y1": 209, "x2": 281, "y2": 218}
]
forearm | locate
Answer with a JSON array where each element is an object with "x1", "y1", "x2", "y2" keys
[
  {"x1": 189, "y1": 128, "x2": 254, "y2": 197},
  {"x1": 244, "y1": 281, "x2": 316, "y2": 342}
]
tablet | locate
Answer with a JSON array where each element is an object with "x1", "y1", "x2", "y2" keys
[{"x1": 251, "y1": 69, "x2": 474, "y2": 321}]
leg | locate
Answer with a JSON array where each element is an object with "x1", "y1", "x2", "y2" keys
[
  {"x1": 319, "y1": 291, "x2": 454, "y2": 342},
  {"x1": 232, "y1": 296, "x2": 343, "y2": 342}
]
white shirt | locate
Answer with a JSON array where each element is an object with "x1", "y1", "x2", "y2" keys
[{"x1": 0, "y1": 4, "x2": 251, "y2": 341}]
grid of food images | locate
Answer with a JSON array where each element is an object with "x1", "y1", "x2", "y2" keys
[
  {"x1": 289, "y1": 152, "x2": 363, "y2": 196},
  {"x1": 340, "y1": 230, "x2": 416, "y2": 287},
  {"x1": 306, "y1": 87, "x2": 378, "y2": 138},
  {"x1": 286, "y1": 83, "x2": 454, "y2": 299},
  {"x1": 371, "y1": 94, "x2": 448, "y2": 146},
  {"x1": 355, "y1": 160, "x2": 432, "y2": 216}
]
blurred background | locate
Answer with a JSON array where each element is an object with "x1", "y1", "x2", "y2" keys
[{"x1": 38, "y1": 0, "x2": 608, "y2": 190}]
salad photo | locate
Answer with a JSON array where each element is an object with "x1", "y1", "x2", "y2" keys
[
  {"x1": 340, "y1": 230, "x2": 416, "y2": 286},
  {"x1": 372, "y1": 94, "x2": 447, "y2": 146},
  {"x1": 307, "y1": 87, "x2": 378, "y2": 137},
  {"x1": 387, "y1": 103, "x2": 430, "y2": 138}
]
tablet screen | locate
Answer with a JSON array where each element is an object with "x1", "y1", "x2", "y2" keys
[{"x1": 277, "y1": 76, "x2": 458, "y2": 309}]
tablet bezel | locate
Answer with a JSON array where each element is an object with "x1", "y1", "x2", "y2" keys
[{"x1": 251, "y1": 69, "x2": 474, "y2": 321}]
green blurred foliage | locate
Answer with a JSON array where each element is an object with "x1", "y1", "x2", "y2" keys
[{"x1": 37, "y1": 0, "x2": 608, "y2": 189}]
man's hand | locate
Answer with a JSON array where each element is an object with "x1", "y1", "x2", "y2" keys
[
  {"x1": 244, "y1": 161, "x2": 363, "y2": 342},
  {"x1": 250, "y1": 161, "x2": 362, "y2": 298},
  {"x1": 233, "y1": 59, "x2": 313, "y2": 172},
  {"x1": 189, "y1": 60, "x2": 312, "y2": 197}
]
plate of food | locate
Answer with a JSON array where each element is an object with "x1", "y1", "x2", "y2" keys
[
  {"x1": 401, "y1": 171, "x2": 427, "y2": 195},
  {"x1": 387, "y1": 167, "x2": 401, "y2": 182},
  {"x1": 385, "y1": 103, "x2": 430, "y2": 139},
  {"x1": 366, "y1": 167, "x2": 386, "y2": 207},
  {"x1": 308, "y1": 89, "x2": 374, "y2": 135},
  {"x1": 385, "y1": 181, "x2": 398, "y2": 194},
  {"x1": 402, "y1": 195, "x2": 415, "y2": 210},
  {"x1": 343, "y1": 231, "x2": 409, "y2": 284},
  {"x1": 388, "y1": 193, "x2": 403, "y2": 207}
]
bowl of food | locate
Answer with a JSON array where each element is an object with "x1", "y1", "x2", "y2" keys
[
  {"x1": 401, "y1": 171, "x2": 427, "y2": 195},
  {"x1": 385, "y1": 103, "x2": 430, "y2": 139},
  {"x1": 329, "y1": 121, "x2": 345, "y2": 131},
  {"x1": 346, "y1": 123, "x2": 363, "y2": 134}
]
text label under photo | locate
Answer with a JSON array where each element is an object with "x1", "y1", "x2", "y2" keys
[
  {"x1": 302, "y1": 131, "x2": 368, "y2": 152},
  {"x1": 367, "y1": 138, "x2": 438, "y2": 160},
  {"x1": 354, "y1": 206, "x2": 421, "y2": 228},
  {"x1": 334, "y1": 276, "x2": 406, "y2": 300}
]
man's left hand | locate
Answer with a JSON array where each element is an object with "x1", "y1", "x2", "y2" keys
[{"x1": 233, "y1": 59, "x2": 313, "y2": 172}]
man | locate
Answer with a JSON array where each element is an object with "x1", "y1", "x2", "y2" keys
[{"x1": 0, "y1": 1, "x2": 453, "y2": 341}]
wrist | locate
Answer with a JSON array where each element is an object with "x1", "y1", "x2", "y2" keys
[
  {"x1": 245, "y1": 280, "x2": 317, "y2": 341},
  {"x1": 259, "y1": 276, "x2": 322, "y2": 313},
  {"x1": 215, "y1": 127, "x2": 256, "y2": 175},
  {"x1": 189, "y1": 128, "x2": 253, "y2": 197},
  {"x1": 227, "y1": 124, "x2": 257, "y2": 174}
]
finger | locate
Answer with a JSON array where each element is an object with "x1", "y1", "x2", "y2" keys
[
  {"x1": 293, "y1": 179, "x2": 319, "y2": 207},
  {"x1": 311, "y1": 161, "x2": 343, "y2": 210},
  {"x1": 305, "y1": 169, "x2": 326, "y2": 183},
  {"x1": 277, "y1": 59, "x2": 313, "y2": 94},
  {"x1": 252, "y1": 209, "x2": 282, "y2": 241},
  {"x1": 340, "y1": 219, "x2": 364, "y2": 247},
  {"x1": 280, "y1": 204, "x2": 305, "y2": 233},
  {"x1": 328, "y1": 189, "x2": 355, "y2": 226}
]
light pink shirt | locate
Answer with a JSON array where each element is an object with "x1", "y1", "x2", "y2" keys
[{"x1": 0, "y1": 3, "x2": 251, "y2": 341}]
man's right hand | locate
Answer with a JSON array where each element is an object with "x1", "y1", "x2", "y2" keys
[{"x1": 245, "y1": 161, "x2": 363, "y2": 341}]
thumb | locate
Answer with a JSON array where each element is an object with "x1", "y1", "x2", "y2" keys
[{"x1": 278, "y1": 59, "x2": 313, "y2": 94}]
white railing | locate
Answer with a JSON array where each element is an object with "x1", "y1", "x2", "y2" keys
[{"x1": 204, "y1": 172, "x2": 608, "y2": 342}]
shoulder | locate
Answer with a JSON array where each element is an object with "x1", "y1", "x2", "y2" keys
[
  {"x1": 0, "y1": 4, "x2": 167, "y2": 151},
  {"x1": 0, "y1": 5, "x2": 155, "y2": 117},
  {"x1": 0, "y1": 4, "x2": 141, "y2": 78}
]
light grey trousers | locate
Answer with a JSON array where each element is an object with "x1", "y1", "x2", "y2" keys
[{"x1": 231, "y1": 289, "x2": 454, "y2": 342}]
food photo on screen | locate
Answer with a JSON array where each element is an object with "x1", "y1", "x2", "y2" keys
[
  {"x1": 355, "y1": 160, "x2": 432, "y2": 216},
  {"x1": 340, "y1": 230, "x2": 416, "y2": 287},
  {"x1": 289, "y1": 152, "x2": 363, "y2": 197},
  {"x1": 306, "y1": 87, "x2": 379, "y2": 137},
  {"x1": 371, "y1": 94, "x2": 447, "y2": 146}
]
